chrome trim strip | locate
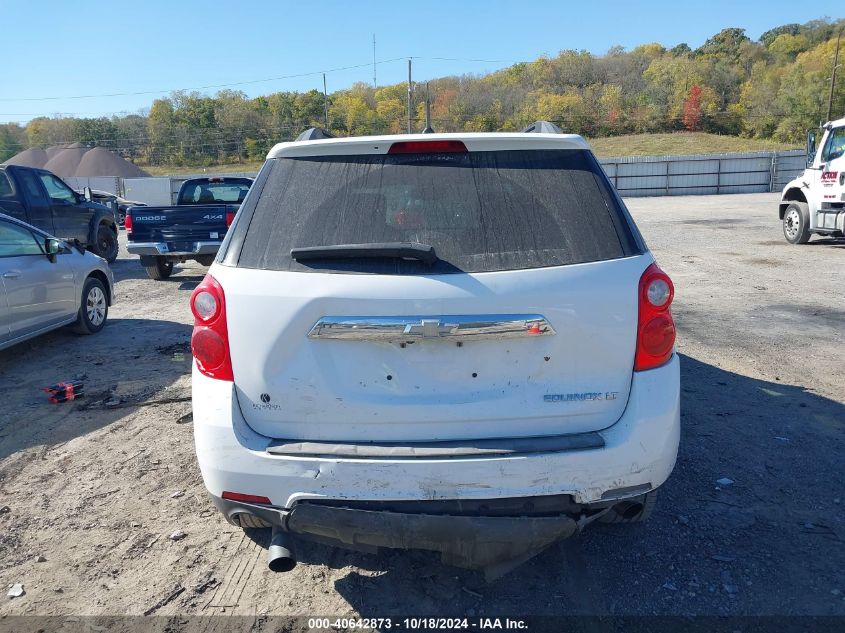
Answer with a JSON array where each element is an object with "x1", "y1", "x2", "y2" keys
[{"x1": 308, "y1": 314, "x2": 556, "y2": 341}]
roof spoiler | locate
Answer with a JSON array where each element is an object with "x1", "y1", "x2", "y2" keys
[
  {"x1": 295, "y1": 128, "x2": 335, "y2": 141},
  {"x1": 521, "y1": 121, "x2": 563, "y2": 134}
]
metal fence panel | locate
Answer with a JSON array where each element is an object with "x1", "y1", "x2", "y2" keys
[
  {"x1": 719, "y1": 170, "x2": 770, "y2": 187},
  {"x1": 718, "y1": 156, "x2": 770, "y2": 172},
  {"x1": 619, "y1": 188, "x2": 668, "y2": 198},
  {"x1": 599, "y1": 148, "x2": 804, "y2": 197},
  {"x1": 670, "y1": 186, "x2": 723, "y2": 196},
  {"x1": 123, "y1": 178, "x2": 174, "y2": 206},
  {"x1": 668, "y1": 159, "x2": 720, "y2": 175},
  {"x1": 671, "y1": 173, "x2": 720, "y2": 188},
  {"x1": 616, "y1": 162, "x2": 668, "y2": 177},
  {"x1": 616, "y1": 175, "x2": 668, "y2": 190},
  {"x1": 773, "y1": 150, "x2": 808, "y2": 190},
  {"x1": 64, "y1": 176, "x2": 121, "y2": 195},
  {"x1": 719, "y1": 184, "x2": 770, "y2": 194},
  {"x1": 777, "y1": 153, "x2": 807, "y2": 170}
]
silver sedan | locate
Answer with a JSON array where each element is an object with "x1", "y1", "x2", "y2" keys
[{"x1": 0, "y1": 212, "x2": 114, "y2": 350}]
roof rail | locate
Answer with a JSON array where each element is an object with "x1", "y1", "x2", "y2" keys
[
  {"x1": 521, "y1": 121, "x2": 563, "y2": 134},
  {"x1": 295, "y1": 128, "x2": 335, "y2": 141}
]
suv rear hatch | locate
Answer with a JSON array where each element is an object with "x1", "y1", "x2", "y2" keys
[{"x1": 217, "y1": 137, "x2": 648, "y2": 443}]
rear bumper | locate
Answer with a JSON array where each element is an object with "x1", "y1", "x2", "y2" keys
[
  {"x1": 192, "y1": 354, "x2": 680, "y2": 510},
  {"x1": 212, "y1": 494, "x2": 581, "y2": 573},
  {"x1": 126, "y1": 240, "x2": 221, "y2": 257}
]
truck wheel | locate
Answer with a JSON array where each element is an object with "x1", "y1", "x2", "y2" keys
[
  {"x1": 73, "y1": 277, "x2": 108, "y2": 334},
  {"x1": 91, "y1": 224, "x2": 119, "y2": 262},
  {"x1": 598, "y1": 490, "x2": 658, "y2": 524},
  {"x1": 783, "y1": 202, "x2": 811, "y2": 244},
  {"x1": 144, "y1": 257, "x2": 174, "y2": 280}
]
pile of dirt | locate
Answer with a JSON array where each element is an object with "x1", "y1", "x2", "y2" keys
[
  {"x1": 2, "y1": 144, "x2": 149, "y2": 178},
  {"x1": 3, "y1": 147, "x2": 49, "y2": 168},
  {"x1": 73, "y1": 146, "x2": 149, "y2": 177},
  {"x1": 45, "y1": 145, "x2": 65, "y2": 160},
  {"x1": 42, "y1": 145, "x2": 89, "y2": 177}
]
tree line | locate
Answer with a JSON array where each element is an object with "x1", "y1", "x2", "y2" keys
[{"x1": 1, "y1": 18, "x2": 843, "y2": 166}]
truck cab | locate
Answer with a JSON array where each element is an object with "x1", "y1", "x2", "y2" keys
[
  {"x1": 779, "y1": 117, "x2": 845, "y2": 243},
  {"x1": 0, "y1": 165, "x2": 119, "y2": 262}
]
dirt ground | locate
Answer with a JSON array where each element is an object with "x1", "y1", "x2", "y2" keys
[{"x1": 0, "y1": 193, "x2": 843, "y2": 620}]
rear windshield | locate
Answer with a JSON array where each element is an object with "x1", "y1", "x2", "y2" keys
[
  {"x1": 178, "y1": 179, "x2": 252, "y2": 205},
  {"x1": 232, "y1": 149, "x2": 639, "y2": 274}
]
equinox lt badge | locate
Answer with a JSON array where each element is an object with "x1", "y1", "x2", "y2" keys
[{"x1": 544, "y1": 392, "x2": 619, "y2": 402}]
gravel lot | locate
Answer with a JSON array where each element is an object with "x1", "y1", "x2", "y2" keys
[{"x1": 0, "y1": 193, "x2": 843, "y2": 619}]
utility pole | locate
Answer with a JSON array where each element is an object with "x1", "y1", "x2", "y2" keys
[
  {"x1": 322, "y1": 73, "x2": 329, "y2": 130},
  {"x1": 407, "y1": 59, "x2": 413, "y2": 134},
  {"x1": 827, "y1": 30, "x2": 841, "y2": 122},
  {"x1": 423, "y1": 82, "x2": 434, "y2": 133},
  {"x1": 372, "y1": 34, "x2": 377, "y2": 88}
]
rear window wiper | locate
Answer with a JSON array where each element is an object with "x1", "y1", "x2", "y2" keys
[{"x1": 290, "y1": 242, "x2": 438, "y2": 265}]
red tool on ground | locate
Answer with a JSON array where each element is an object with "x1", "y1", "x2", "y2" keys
[{"x1": 44, "y1": 381, "x2": 85, "y2": 404}]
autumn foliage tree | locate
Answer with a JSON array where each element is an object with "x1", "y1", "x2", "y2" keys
[{"x1": 683, "y1": 85, "x2": 703, "y2": 131}]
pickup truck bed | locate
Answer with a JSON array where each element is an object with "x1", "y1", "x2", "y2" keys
[{"x1": 127, "y1": 205, "x2": 235, "y2": 257}]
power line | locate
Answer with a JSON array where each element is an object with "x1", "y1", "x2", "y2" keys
[
  {"x1": 0, "y1": 55, "x2": 524, "y2": 106},
  {"x1": 0, "y1": 58, "x2": 409, "y2": 102}
]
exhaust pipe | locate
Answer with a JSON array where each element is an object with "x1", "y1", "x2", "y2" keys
[{"x1": 268, "y1": 526, "x2": 296, "y2": 572}]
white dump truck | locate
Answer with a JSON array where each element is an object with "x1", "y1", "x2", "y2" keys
[{"x1": 780, "y1": 117, "x2": 845, "y2": 243}]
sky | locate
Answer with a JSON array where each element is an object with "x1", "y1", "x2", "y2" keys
[{"x1": 0, "y1": 0, "x2": 842, "y2": 124}]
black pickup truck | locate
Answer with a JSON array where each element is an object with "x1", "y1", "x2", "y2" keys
[
  {"x1": 0, "y1": 165, "x2": 119, "y2": 262},
  {"x1": 126, "y1": 176, "x2": 253, "y2": 280}
]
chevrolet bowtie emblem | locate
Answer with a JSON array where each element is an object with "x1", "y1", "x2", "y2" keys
[{"x1": 403, "y1": 319, "x2": 458, "y2": 338}]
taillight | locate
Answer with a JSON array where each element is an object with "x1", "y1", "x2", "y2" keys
[
  {"x1": 225, "y1": 211, "x2": 236, "y2": 227},
  {"x1": 124, "y1": 213, "x2": 133, "y2": 234},
  {"x1": 190, "y1": 274, "x2": 233, "y2": 381},
  {"x1": 388, "y1": 140, "x2": 468, "y2": 154},
  {"x1": 635, "y1": 263, "x2": 676, "y2": 371}
]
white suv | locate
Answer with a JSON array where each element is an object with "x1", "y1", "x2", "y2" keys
[{"x1": 190, "y1": 123, "x2": 680, "y2": 577}]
